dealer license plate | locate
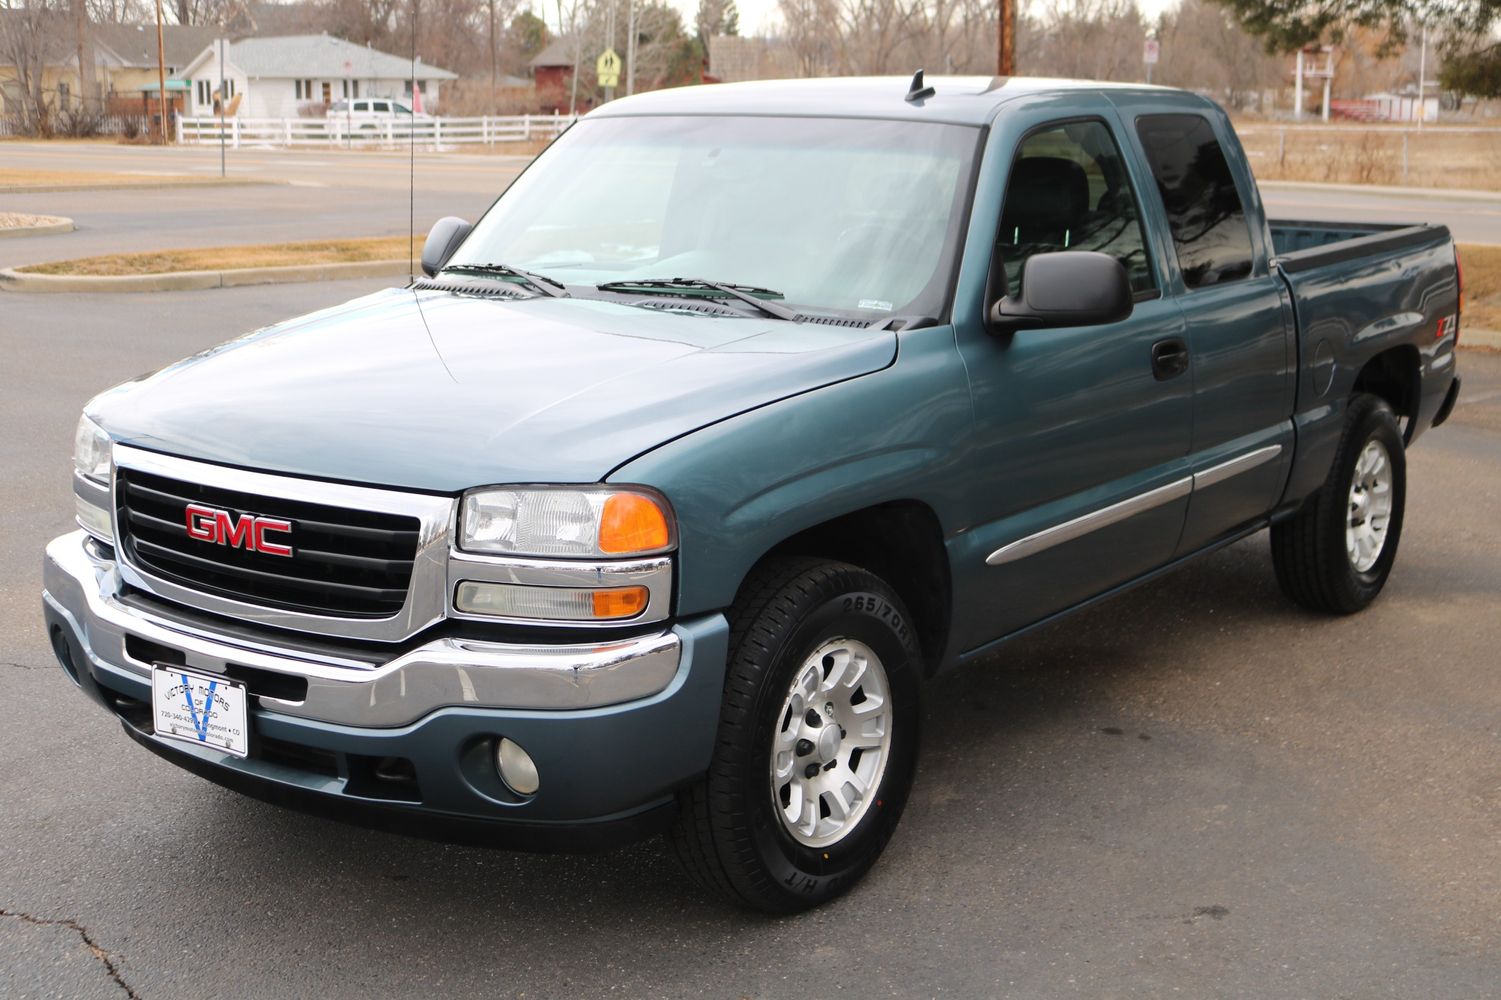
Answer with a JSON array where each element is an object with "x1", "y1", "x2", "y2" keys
[{"x1": 150, "y1": 666, "x2": 249, "y2": 758}]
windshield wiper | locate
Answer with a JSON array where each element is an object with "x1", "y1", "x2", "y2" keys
[
  {"x1": 440, "y1": 263, "x2": 569, "y2": 298},
  {"x1": 596, "y1": 277, "x2": 800, "y2": 322}
]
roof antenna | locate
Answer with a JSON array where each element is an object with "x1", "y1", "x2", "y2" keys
[{"x1": 905, "y1": 69, "x2": 936, "y2": 103}]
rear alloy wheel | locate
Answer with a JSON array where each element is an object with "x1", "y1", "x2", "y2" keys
[
  {"x1": 669, "y1": 558, "x2": 921, "y2": 912},
  {"x1": 1272, "y1": 393, "x2": 1407, "y2": 613},
  {"x1": 1345, "y1": 438, "x2": 1395, "y2": 572}
]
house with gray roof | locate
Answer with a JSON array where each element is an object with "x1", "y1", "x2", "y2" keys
[{"x1": 178, "y1": 34, "x2": 456, "y2": 117}]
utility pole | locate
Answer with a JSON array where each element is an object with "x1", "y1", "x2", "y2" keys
[
  {"x1": 153, "y1": 0, "x2": 169, "y2": 143},
  {"x1": 604, "y1": 0, "x2": 616, "y2": 103},
  {"x1": 996, "y1": 0, "x2": 1014, "y2": 76},
  {"x1": 72, "y1": 0, "x2": 95, "y2": 112},
  {"x1": 218, "y1": 36, "x2": 226, "y2": 176},
  {"x1": 1416, "y1": 23, "x2": 1427, "y2": 130},
  {"x1": 626, "y1": 0, "x2": 636, "y2": 96},
  {"x1": 488, "y1": 0, "x2": 498, "y2": 100}
]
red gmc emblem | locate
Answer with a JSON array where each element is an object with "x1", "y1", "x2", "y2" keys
[{"x1": 184, "y1": 503, "x2": 293, "y2": 557}]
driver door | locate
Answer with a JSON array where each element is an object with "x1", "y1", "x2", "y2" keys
[{"x1": 953, "y1": 114, "x2": 1194, "y2": 651}]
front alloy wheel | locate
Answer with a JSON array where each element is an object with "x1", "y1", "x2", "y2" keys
[
  {"x1": 769, "y1": 638, "x2": 893, "y2": 849},
  {"x1": 669, "y1": 557, "x2": 922, "y2": 912}
]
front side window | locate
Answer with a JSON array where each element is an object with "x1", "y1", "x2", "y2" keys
[
  {"x1": 1135, "y1": 114, "x2": 1255, "y2": 289},
  {"x1": 447, "y1": 115, "x2": 980, "y2": 319},
  {"x1": 995, "y1": 120, "x2": 1156, "y2": 298}
]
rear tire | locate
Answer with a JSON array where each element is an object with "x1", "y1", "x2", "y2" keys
[
  {"x1": 668, "y1": 557, "x2": 922, "y2": 912},
  {"x1": 1271, "y1": 393, "x2": 1406, "y2": 614}
]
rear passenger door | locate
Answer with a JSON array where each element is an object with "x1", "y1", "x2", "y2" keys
[{"x1": 1128, "y1": 109, "x2": 1297, "y2": 553}]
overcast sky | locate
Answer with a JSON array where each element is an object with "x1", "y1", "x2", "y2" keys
[{"x1": 649, "y1": 0, "x2": 1180, "y2": 38}]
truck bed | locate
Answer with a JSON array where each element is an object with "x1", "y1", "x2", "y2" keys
[
  {"x1": 1268, "y1": 217, "x2": 1459, "y2": 505},
  {"x1": 1270, "y1": 219, "x2": 1433, "y2": 264}
]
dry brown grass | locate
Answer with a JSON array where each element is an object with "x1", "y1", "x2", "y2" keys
[
  {"x1": 1459, "y1": 243, "x2": 1501, "y2": 332},
  {"x1": 20, "y1": 235, "x2": 422, "y2": 276},
  {"x1": 0, "y1": 167, "x2": 201, "y2": 186},
  {"x1": 1235, "y1": 124, "x2": 1501, "y2": 191}
]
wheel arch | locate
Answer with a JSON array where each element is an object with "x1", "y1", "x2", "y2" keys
[
  {"x1": 742, "y1": 500, "x2": 953, "y2": 677},
  {"x1": 1351, "y1": 344, "x2": 1421, "y2": 441}
]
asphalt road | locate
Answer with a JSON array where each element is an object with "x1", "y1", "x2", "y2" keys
[
  {"x1": 1, "y1": 270, "x2": 1499, "y2": 997},
  {"x1": 0, "y1": 144, "x2": 524, "y2": 270},
  {"x1": 1, "y1": 142, "x2": 1499, "y2": 274}
]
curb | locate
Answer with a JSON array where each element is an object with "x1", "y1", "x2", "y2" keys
[
  {"x1": 0, "y1": 258, "x2": 410, "y2": 293},
  {"x1": 1259, "y1": 180, "x2": 1501, "y2": 204},
  {"x1": 0, "y1": 179, "x2": 281, "y2": 195},
  {"x1": 0, "y1": 216, "x2": 74, "y2": 239},
  {"x1": 1461, "y1": 327, "x2": 1501, "y2": 351}
]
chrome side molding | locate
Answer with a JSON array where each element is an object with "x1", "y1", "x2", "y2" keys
[
  {"x1": 985, "y1": 477, "x2": 1192, "y2": 566},
  {"x1": 1192, "y1": 444, "x2": 1282, "y2": 491},
  {"x1": 986, "y1": 443, "x2": 1283, "y2": 567}
]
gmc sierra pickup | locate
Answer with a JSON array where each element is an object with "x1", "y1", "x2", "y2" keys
[{"x1": 44, "y1": 75, "x2": 1462, "y2": 912}]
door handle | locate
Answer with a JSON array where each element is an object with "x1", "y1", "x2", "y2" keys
[{"x1": 1151, "y1": 338, "x2": 1189, "y2": 381}]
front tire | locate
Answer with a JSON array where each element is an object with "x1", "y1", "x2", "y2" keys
[
  {"x1": 1271, "y1": 393, "x2": 1406, "y2": 613},
  {"x1": 669, "y1": 558, "x2": 922, "y2": 912}
]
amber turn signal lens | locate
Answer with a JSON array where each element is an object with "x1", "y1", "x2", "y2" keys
[
  {"x1": 592, "y1": 586, "x2": 649, "y2": 619},
  {"x1": 598, "y1": 493, "x2": 671, "y2": 554}
]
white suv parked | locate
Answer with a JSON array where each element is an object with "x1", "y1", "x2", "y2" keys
[{"x1": 328, "y1": 98, "x2": 432, "y2": 137}]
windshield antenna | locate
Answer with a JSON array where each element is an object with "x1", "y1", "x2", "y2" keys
[
  {"x1": 408, "y1": 0, "x2": 417, "y2": 282},
  {"x1": 905, "y1": 69, "x2": 936, "y2": 103}
]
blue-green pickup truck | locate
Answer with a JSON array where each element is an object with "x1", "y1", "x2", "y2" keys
[{"x1": 45, "y1": 75, "x2": 1462, "y2": 911}]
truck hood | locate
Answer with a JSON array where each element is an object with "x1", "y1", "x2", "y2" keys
[{"x1": 88, "y1": 287, "x2": 895, "y2": 493}]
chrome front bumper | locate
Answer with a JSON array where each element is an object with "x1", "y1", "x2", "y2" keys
[{"x1": 43, "y1": 530, "x2": 685, "y2": 727}]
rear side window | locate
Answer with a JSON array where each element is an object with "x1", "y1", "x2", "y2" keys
[
  {"x1": 1135, "y1": 114, "x2": 1254, "y2": 289},
  {"x1": 996, "y1": 120, "x2": 1155, "y2": 298}
]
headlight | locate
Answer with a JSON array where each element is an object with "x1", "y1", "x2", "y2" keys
[
  {"x1": 459, "y1": 487, "x2": 674, "y2": 558},
  {"x1": 73, "y1": 414, "x2": 111, "y2": 485}
]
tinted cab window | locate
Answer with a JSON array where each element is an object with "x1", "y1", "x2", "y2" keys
[
  {"x1": 1135, "y1": 114, "x2": 1255, "y2": 289},
  {"x1": 996, "y1": 120, "x2": 1155, "y2": 298}
]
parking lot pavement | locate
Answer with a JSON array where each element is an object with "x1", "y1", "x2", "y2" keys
[{"x1": 2, "y1": 279, "x2": 1499, "y2": 998}]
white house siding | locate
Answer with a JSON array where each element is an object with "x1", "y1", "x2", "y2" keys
[
  {"x1": 185, "y1": 47, "x2": 248, "y2": 116},
  {"x1": 187, "y1": 71, "x2": 443, "y2": 117},
  {"x1": 181, "y1": 36, "x2": 453, "y2": 119}
]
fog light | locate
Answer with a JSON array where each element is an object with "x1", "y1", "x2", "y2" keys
[
  {"x1": 75, "y1": 494, "x2": 113, "y2": 542},
  {"x1": 496, "y1": 737, "x2": 540, "y2": 796}
]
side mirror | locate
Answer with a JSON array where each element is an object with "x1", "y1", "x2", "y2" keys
[
  {"x1": 421, "y1": 216, "x2": 472, "y2": 277},
  {"x1": 988, "y1": 251, "x2": 1133, "y2": 334}
]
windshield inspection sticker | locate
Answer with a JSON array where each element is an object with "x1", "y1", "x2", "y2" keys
[
  {"x1": 858, "y1": 299, "x2": 894, "y2": 312},
  {"x1": 151, "y1": 667, "x2": 249, "y2": 757}
]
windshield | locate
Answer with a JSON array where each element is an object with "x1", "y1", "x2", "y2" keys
[{"x1": 446, "y1": 115, "x2": 980, "y2": 318}]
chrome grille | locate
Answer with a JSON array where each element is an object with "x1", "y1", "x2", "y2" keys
[{"x1": 116, "y1": 468, "x2": 421, "y2": 618}]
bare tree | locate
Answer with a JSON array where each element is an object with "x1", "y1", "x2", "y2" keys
[
  {"x1": 1155, "y1": 0, "x2": 1285, "y2": 108},
  {"x1": 0, "y1": 0, "x2": 72, "y2": 132},
  {"x1": 71, "y1": 0, "x2": 96, "y2": 108},
  {"x1": 1024, "y1": 0, "x2": 1145, "y2": 81},
  {"x1": 777, "y1": 0, "x2": 831, "y2": 76}
]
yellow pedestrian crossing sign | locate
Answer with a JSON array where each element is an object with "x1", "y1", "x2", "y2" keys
[{"x1": 597, "y1": 48, "x2": 621, "y2": 88}]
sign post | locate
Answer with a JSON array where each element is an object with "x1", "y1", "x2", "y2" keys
[{"x1": 1143, "y1": 36, "x2": 1159, "y2": 85}]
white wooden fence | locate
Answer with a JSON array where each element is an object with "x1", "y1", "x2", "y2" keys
[{"x1": 176, "y1": 114, "x2": 575, "y2": 149}]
